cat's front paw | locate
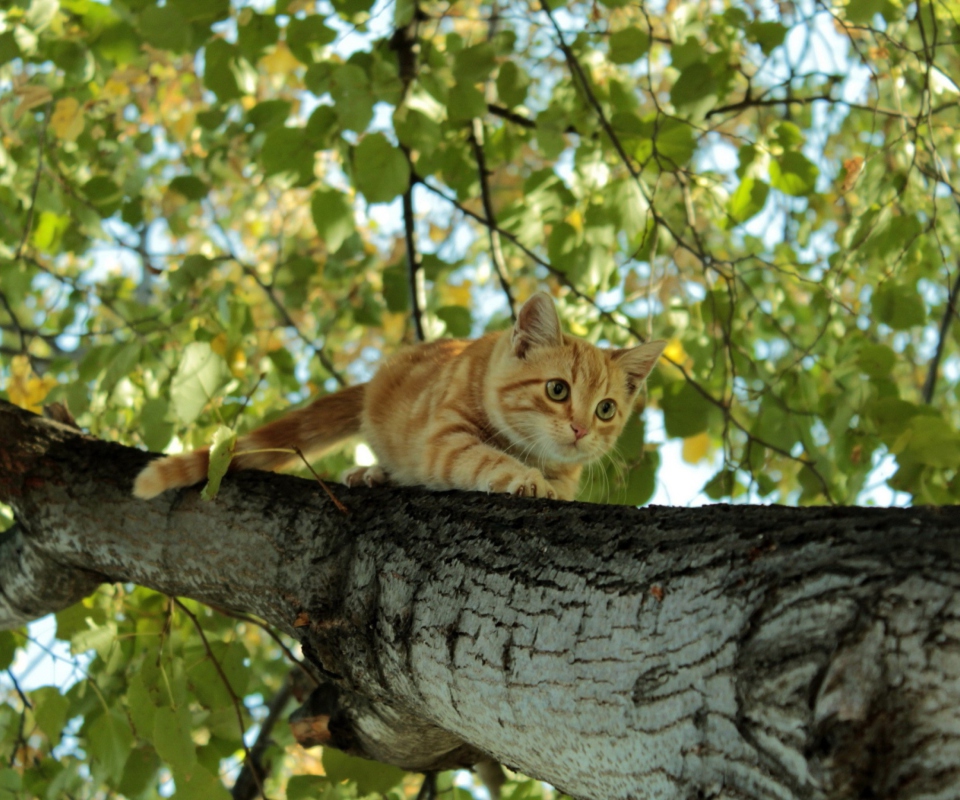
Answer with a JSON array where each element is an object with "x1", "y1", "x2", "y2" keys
[
  {"x1": 341, "y1": 465, "x2": 388, "y2": 488},
  {"x1": 488, "y1": 467, "x2": 558, "y2": 499}
]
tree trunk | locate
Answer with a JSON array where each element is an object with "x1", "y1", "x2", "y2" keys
[{"x1": 1, "y1": 399, "x2": 959, "y2": 800}]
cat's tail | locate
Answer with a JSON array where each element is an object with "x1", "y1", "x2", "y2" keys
[{"x1": 132, "y1": 383, "x2": 366, "y2": 499}]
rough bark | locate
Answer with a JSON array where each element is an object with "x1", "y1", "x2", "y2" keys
[{"x1": 1, "y1": 399, "x2": 959, "y2": 800}]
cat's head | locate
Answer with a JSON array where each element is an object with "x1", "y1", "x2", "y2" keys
[{"x1": 489, "y1": 293, "x2": 665, "y2": 466}]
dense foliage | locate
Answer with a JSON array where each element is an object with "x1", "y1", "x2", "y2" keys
[{"x1": 1, "y1": 0, "x2": 958, "y2": 795}]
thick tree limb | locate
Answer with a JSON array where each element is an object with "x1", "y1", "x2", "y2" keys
[{"x1": 2, "y1": 400, "x2": 960, "y2": 799}]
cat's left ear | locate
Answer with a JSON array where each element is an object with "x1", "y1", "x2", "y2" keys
[
  {"x1": 512, "y1": 293, "x2": 564, "y2": 358},
  {"x1": 613, "y1": 340, "x2": 667, "y2": 394}
]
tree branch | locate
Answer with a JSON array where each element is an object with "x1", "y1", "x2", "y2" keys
[
  {"x1": 2, "y1": 400, "x2": 959, "y2": 798},
  {"x1": 402, "y1": 183, "x2": 427, "y2": 342},
  {"x1": 922, "y1": 261, "x2": 960, "y2": 404},
  {"x1": 469, "y1": 119, "x2": 516, "y2": 321}
]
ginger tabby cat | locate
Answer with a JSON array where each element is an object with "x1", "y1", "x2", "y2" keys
[{"x1": 133, "y1": 293, "x2": 665, "y2": 502}]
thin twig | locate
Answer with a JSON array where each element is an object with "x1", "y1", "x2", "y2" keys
[
  {"x1": 231, "y1": 372, "x2": 267, "y2": 431},
  {"x1": 15, "y1": 102, "x2": 50, "y2": 261},
  {"x1": 469, "y1": 118, "x2": 516, "y2": 321},
  {"x1": 402, "y1": 182, "x2": 427, "y2": 341},
  {"x1": 0, "y1": 291, "x2": 26, "y2": 354},
  {"x1": 238, "y1": 262, "x2": 346, "y2": 387},
  {"x1": 231, "y1": 676, "x2": 294, "y2": 800},
  {"x1": 416, "y1": 773, "x2": 437, "y2": 800},
  {"x1": 207, "y1": 607, "x2": 320, "y2": 686},
  {"x1": 173, "y1": 599, "x2": 266, "y2": 799},
  {"x1": 923, "y1": 263, "x2": 960, "y2": 404},
  {"x1": 293, "y1": 446, "x2": 349, "y2": 515}
]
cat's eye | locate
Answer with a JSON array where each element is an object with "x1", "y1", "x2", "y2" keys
[
  {"x1": 596, "y1": 399, "x2": 617, "y2": 420},
  {"x1": 545, "y1": 380, "x2": 570, "y2": 402}
]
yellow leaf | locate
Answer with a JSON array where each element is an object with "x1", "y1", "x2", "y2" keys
[
  {"x1": 382, "y1": 311, "x2": 406, "y2": 341},
  {"x1": 662, "y1": 338, "x2": 687, "y2": 364},
  {"x1": 565, "y1": 209, "x2": 583, "y2": 233},
  {"x1": 260, "y1": 43, "x2": 301, "y2": 76},
  {"x1": 682, "y1": 432, "x2": 710, "y2": 465},
  {"x1": 102, "y1": 79, "x2": 130, "y2": 101},
  {"x1": 50, "y1": 97, "x2": 84, "y2": 142},
  {"x1": 210, "y1": 333, "x2": 229, "y2": 357},
  {"x1": 439, "y1": 281, "x2": 472, "y2": 307},
  {"x1": 6, "y1": 355, "x2": 57, "y2": 414}
]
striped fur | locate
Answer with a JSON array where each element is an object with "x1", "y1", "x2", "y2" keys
[{"x1": 133, "y1": 294, "x2": 665, "y2": 501}]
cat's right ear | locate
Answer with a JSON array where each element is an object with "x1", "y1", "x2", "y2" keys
[{"x1": 512, "y1": 293, "x2": 563, "y2": 358}]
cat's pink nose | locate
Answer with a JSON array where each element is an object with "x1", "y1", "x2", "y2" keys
[{"x1": 571, "y1": 423, "x2": 588, "y2": 441}]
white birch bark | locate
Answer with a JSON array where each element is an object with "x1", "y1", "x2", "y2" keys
[{"x1": 2, "y1": 400, "x2": 959, "y2": 799}]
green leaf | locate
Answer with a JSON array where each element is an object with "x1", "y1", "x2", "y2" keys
[
  {"x1": 454, "y1": 42, "x2": 496, "y2": 83},
  {"x1": 745, "y1": 21, "x2": 787, "y2": 55},
  {"x1": 660, "y1": 381, "x2": 715, "y2": 438},
  {"x1": 170, "y1": 254, "x2": 215, "y2": 293},
  {"x1": 623, "y1": 451, "x2": 658, "y2": 506},
  {"x1": 87, "y1": 710, "x2": 134, "y2": 784},
  {"x1": 286, "y1": 15, "x2": 335, "y2": 64},
  {"x1": 71, "y1": 620, "x2": 118, "y2": 658},
  {"x1": 0, "y1": 631, "x2": 16, "y2": 670},
  {"x1": 204, "y1": 39, "x2": 242, "y2": 102},
  {"x1": 609, "y1": 27, "x2": 649, "y2": 64},
  {"x1": 169, "y1": 175, "x2": 209, "y2": 201},
  {"x1": 775, "y1": 121, "x2": 804, "y2": 148},
  {"x1": 769, "y1": 151, "x2": 819, "y2": 196},
  {"x1": 0, "y1": 769, "x2": 22, "y2": 793},
  {"x1": 153, "y1": 705, "x2": 196, "y2": 774},
  {"x1": 381, "y1": 265, "x2": 408, "y2": 312},
  {"x1": 354, "y1": 133, "x2": 409, "y2": 204},
  {"x1": 237, "y1": 12, "x2": 278, "y2": 62},
  {"x1": 846, "y1": 0, "x2": 902, "y2": 24},
  {"x1": 82, "y1": 176, "x2": 123, "y2": 215},
  {"x1": 496, "y1": 61, "x2": 530, "y2": 107},
  {"x1": 201, "y1": 426, "x2": 236, "y2": 501},
  {"x1": 169, "y1": 0, "x2": 229, "y2": 24},
  {"x1": 172, "y1": 764, "x2": 231, "y2": 800},
  {"x1": 322, "y1": 748, "x2": 405, "y2": 794},
  {"x1": 670, "y1": 62, "x2": 717, "y2": 120},
  {"x1": 170, "y1": 342, "x2": 231, "y2": 425},
  {"x1": 727, "y1": 177, "x2": 769, "y2": 224},
  {"x1": 247, "y1": 99, "x2": 291, "y2": 131},
  {"x1": 27, "y1": 0, "x2": 60, "y2": 30},
  {"x1": 261, "y1": 126, "x2": 317, "y2": 186},
  {"x1": 185, "y1": 640, "x2": 249, "y2": 709},
  {"x1": 139, "y1": 5, "x2": 190, "y2": 52},
  {"x1": 448, "y1": 80, "x2": 487, "y2": 121},
  {"x1": 287, "y1": 776, "x2": 330, "y2": 800},
  {"x1": 895, "y1": 416, "x2": 960, "y2": 468},
  {"x1": 125, "y1": 672, "x2": 157, "y2": 739},
  {"x1": 329, "y1": 63, "x2": 374, "y2": 132},
  {"x1": 394, "y1": 107, "x2": 441, "y2": 155},
  {"x1": 32, "y1": 687, "x2": 70, "y2": 743},
  {"x1": 118, "y1": 747, "x2": 160, "y2": 798},
  {"x1": 436, "y1": 305, "x2": 472, "y2": 337},
  {"x1": 141, "y1": 398, "x2": 174, "y2": 452},
  {"x1": 0, "y1": 31, "x2": 22, "y2": 66},
  {"x1": 311, "y1": 188, "x2": 355, "y2": 253},
  {"x1": 858, "y1": 342, "x2": 896, "y2": 378},
  {"x1": 873, "y1": 282, "x2": 926, "y2": 330}
]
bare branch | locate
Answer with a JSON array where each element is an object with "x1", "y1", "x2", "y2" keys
[
  {"x1": 923, "y1": 262, "x2": 960, "y2": 404},
  {"x1": 15, "y1": 102, "x2": 50, "y2": 261},
  {"x1": 469, "y1": 119, "x2": 516, "y2": 321},
  {"x1": 402, "y1": 183, "x2": 427, "y2": 342},
  {"x1": 232, "y1": 675, "x2": 294, "y2": 800},
  {"x1": 173, "y1": 598, "x2": 266, "y2": 799}
]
